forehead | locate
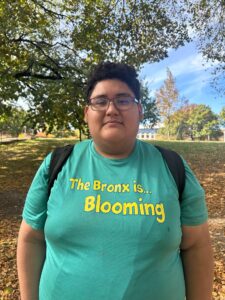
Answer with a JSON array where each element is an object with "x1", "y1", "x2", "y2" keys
[{"x1": 90, "y1": 79, "x2": 134, "y2": 98}]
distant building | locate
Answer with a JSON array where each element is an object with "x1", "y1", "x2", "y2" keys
[{"x1": 137, "y1": 128, "x2": 157, "y2": 140}]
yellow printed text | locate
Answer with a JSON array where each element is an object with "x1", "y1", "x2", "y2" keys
[
  {"x1": 93, "y1": 180, "x2": 130, "y2": 193},
  {"x1": 84, "y1": 194, "x2": 165, "y2": 223},
  {"x1": 70, "y1": 178, "x2": 90, "y2": 190}
]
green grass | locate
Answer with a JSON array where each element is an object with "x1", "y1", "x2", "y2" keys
[
  {"x1": 1, "y1": 138, "x2": 224, "y2": 173},
  {"x1": 147, "y1": 139, "x2": 224, "y2": 165},
  {"x1": 1, "y1": 138, "x2": 225, "y2": 200},
  {"x1": 0, "y1": 138, "x2": 78, "y2": 193}
]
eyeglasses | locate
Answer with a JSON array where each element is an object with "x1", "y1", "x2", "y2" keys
[{"x1": 88, "y1": 96, "x2": 139, "y2": 111}]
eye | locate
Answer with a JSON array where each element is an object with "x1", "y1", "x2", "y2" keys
[
  {"x1": 92, "y1": 98, "x2": 108, "y2": 106},
  {"x1": 116, "y1": 98, "x2": 131, "y2": 106}
]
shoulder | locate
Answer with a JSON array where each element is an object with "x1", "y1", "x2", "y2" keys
[
  {"x1": 180, "y1": 157, "x2": 207, "y2": 226},
  {"x1": 137, "y1": 140, "x2": 160, "y2": 155},
  {"x1": 73, "y1": 139, "x2": 91, "y2": 151},
  {"x1": 51, "y1": 140, "x2": 91, "y2": 159},
  {"x1": 181, "y1": 157, "x2": 205, "y2": 198}
]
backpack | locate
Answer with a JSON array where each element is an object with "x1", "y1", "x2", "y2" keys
[{"x1": 48, "y1": 144, "x2": 185, "y2": 202}]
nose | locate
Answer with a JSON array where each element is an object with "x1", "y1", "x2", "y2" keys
[{"x1": 105, "y1": 100, "x2": 119, "y2": 115}]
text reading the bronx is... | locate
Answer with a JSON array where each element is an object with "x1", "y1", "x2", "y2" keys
[{"x1": 69, "y1": 178, "x2": 166, "y2": 223}]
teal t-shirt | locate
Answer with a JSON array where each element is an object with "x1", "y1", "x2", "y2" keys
[{"x1": 22, "y1": 140, "x2": 208, "y2": 300}]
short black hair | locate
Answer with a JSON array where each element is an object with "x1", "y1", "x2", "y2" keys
[{"x1": 86, "y1": 61, "x2": 140, "y2": 100}]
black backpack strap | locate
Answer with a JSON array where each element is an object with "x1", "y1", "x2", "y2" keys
[
  {"x1": 48, "y1": 144, "x2": 74, "y2": 197},
  {"x1": 155, "y1": 145, "x2": 185, "y2": 202}
]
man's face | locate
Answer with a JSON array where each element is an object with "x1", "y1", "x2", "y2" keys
[{"x1": 84, "y1": 79, "x2": 142, "y2": 148}]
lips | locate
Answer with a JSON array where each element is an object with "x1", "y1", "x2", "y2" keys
[{"x1": 103, "y1": 120, "x2": 123, "y2": 125}]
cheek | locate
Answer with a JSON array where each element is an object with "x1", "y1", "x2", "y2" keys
[
  {"x1": 123, "y1": 114, "x2": 140, "y2": 135},
  {"x1": 86, "y1": 113, "x2": 102, "y2": 132},
  {"x1": 126, "y1": 112, "x2": 140, "y2": 125},
  {"x1": 87, "y1": 121, "x2": 97, "y2": 138}
]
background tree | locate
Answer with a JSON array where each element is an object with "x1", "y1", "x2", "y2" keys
[
  {"x1": 140, "y1": 82, "x2": 159, "y2": 128},
  {"x1": 0, "y1": 112, "x2": 9, "y2": 136},
  {"x1": 163, "y1": 103, "x2": 193, "y2": 140},
  {"x1": 186, "y1": 104, "x2": 221, "y2": 140},
  {"x1": 174, "y1": 0, "x2": 225, "y2": 94},
  {"x1": 219, "y1": 107, "x2": 225, "y2": 126},
  {"x1": 0, "y1": 108, "x2": 33, "y2": 137},
  {"x1": 0, "y1": 0, "x2": 190, "y2": 132},
  {"x1": 155, "y1": 68, "x2": 185, "y2": 138},
  {"x1": 160, "y1": 103, "x2": 222, "y2": 140},
  {"x1": 1, "y1": 0, "x2": 223, "y2": 132}
]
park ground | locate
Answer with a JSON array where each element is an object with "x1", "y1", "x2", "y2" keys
[{"x1": 0, "y1": 139, "x2": 225, "y2": 299}]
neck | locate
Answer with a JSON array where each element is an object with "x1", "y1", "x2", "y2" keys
[{"x1": 93, "y1": 140, "x2": 136, "y2": 159}]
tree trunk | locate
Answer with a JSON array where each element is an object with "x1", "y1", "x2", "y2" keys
[{"x1": 79, "y1": 129, "x2": 82, "y2": 141}]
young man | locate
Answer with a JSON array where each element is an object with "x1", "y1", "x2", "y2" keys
[{"x1": 17, "y1": 62, "x2": 213, "y2": 300}]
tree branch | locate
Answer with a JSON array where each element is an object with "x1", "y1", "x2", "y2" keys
[
  {"x1": 22, "y1": 81, "x2": 37, "y2": 92},
  {"x1": 30, "y1": 0, "x2": 66, "y2": 18},
  {"x1": 14, "y1": 70, "x2": 62, "y2": 80},
  {"x1": 10, "y1": 37, "x2": 60, "y2": 68}
]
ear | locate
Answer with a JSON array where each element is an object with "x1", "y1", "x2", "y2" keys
[
  {"x1": 84, "y1": 106, "x2": 89, "y2": 123},
  {"x1": 138, "y1": 103, "x2": 144, "y2": 121}
]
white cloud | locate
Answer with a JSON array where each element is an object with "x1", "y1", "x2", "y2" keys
[
  {"x1": 181, "y1": 72, "x2": 212, "y2": 96},
  {"x1": 143, "y1": 51, "x2": 219, "y2": 94},
  {"x1": 172, "y1": 53, "x2": 218, "y2": 75},
  {"x1": 142, "y1": 70, "x2": 166, "y2": 86}
]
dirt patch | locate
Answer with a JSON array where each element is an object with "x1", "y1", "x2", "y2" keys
[
  {"x1": 0, "y1": 191, "x2": 26, "y2": 218},
  {"x1": 208, "y1": 219, "x2": 225, "y2": 299}
]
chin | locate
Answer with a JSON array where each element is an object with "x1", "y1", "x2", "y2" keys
[{"x1": 103, "y1": 133, "x2": 125, "y2": 143}]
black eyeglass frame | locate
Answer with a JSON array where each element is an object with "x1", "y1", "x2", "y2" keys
[{"x1": 88, "y1": 96, "x2": 139, "y2": 111}]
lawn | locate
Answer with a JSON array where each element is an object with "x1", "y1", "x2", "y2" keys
[{"x1": 0, "y1": 138, "x2": 224, "y2": 299}]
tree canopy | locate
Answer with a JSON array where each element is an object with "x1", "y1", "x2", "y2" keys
[
  {"x1": 176, "y1": 0, "x2": 225, "y2": 94},
  {"x1": 0, "y1": 0, "x2": 223, "y2": 132},
  {"x1": 0, "y1": 0, "x2": 189, "y2": 132},
  {"x1": 186, "y1": 104, "x2": 221, "y2": 140},
  {"x1": 155, "y1": 68, "x2": 186, "y2": 137},
  {"x1": 0, "y1": 107, "x2": 33, "y2": 137},
  {"x1": 155, "y1": 69, "x2": 222, "y2": 140},
  {"x1": 160, "y1": 103, "x2": 222, "y2": 140},
  {"x1": 220, "y1": 107, "x2": 225, "y2": 126}
]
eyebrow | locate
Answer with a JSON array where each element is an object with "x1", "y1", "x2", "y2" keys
[{"x1": 91, "y1": 93, "x2": 133, "y2": 98}]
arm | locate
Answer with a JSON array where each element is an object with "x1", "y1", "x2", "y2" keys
[
  {"x1": 17, "y1": 220, "x2": 46, "y2": 300},
  {"x1": 180, "y1": 222, "x2": 214, "y2": 300}
]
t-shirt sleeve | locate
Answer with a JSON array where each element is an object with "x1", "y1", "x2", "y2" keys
[
  {"x1": 22, "y1": 153, "x2": 51, "y2": 230},
  {"x1": 180, "y1": 158, "x2": 208, "y2": 226}
]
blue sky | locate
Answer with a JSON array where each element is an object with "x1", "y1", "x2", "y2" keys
[
  {"x1": 140, "y1": 41, "x2": 225, "y2": 114},
  {"x1": 18, "y1": 41, "x2": 224, "y2": 114}
]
